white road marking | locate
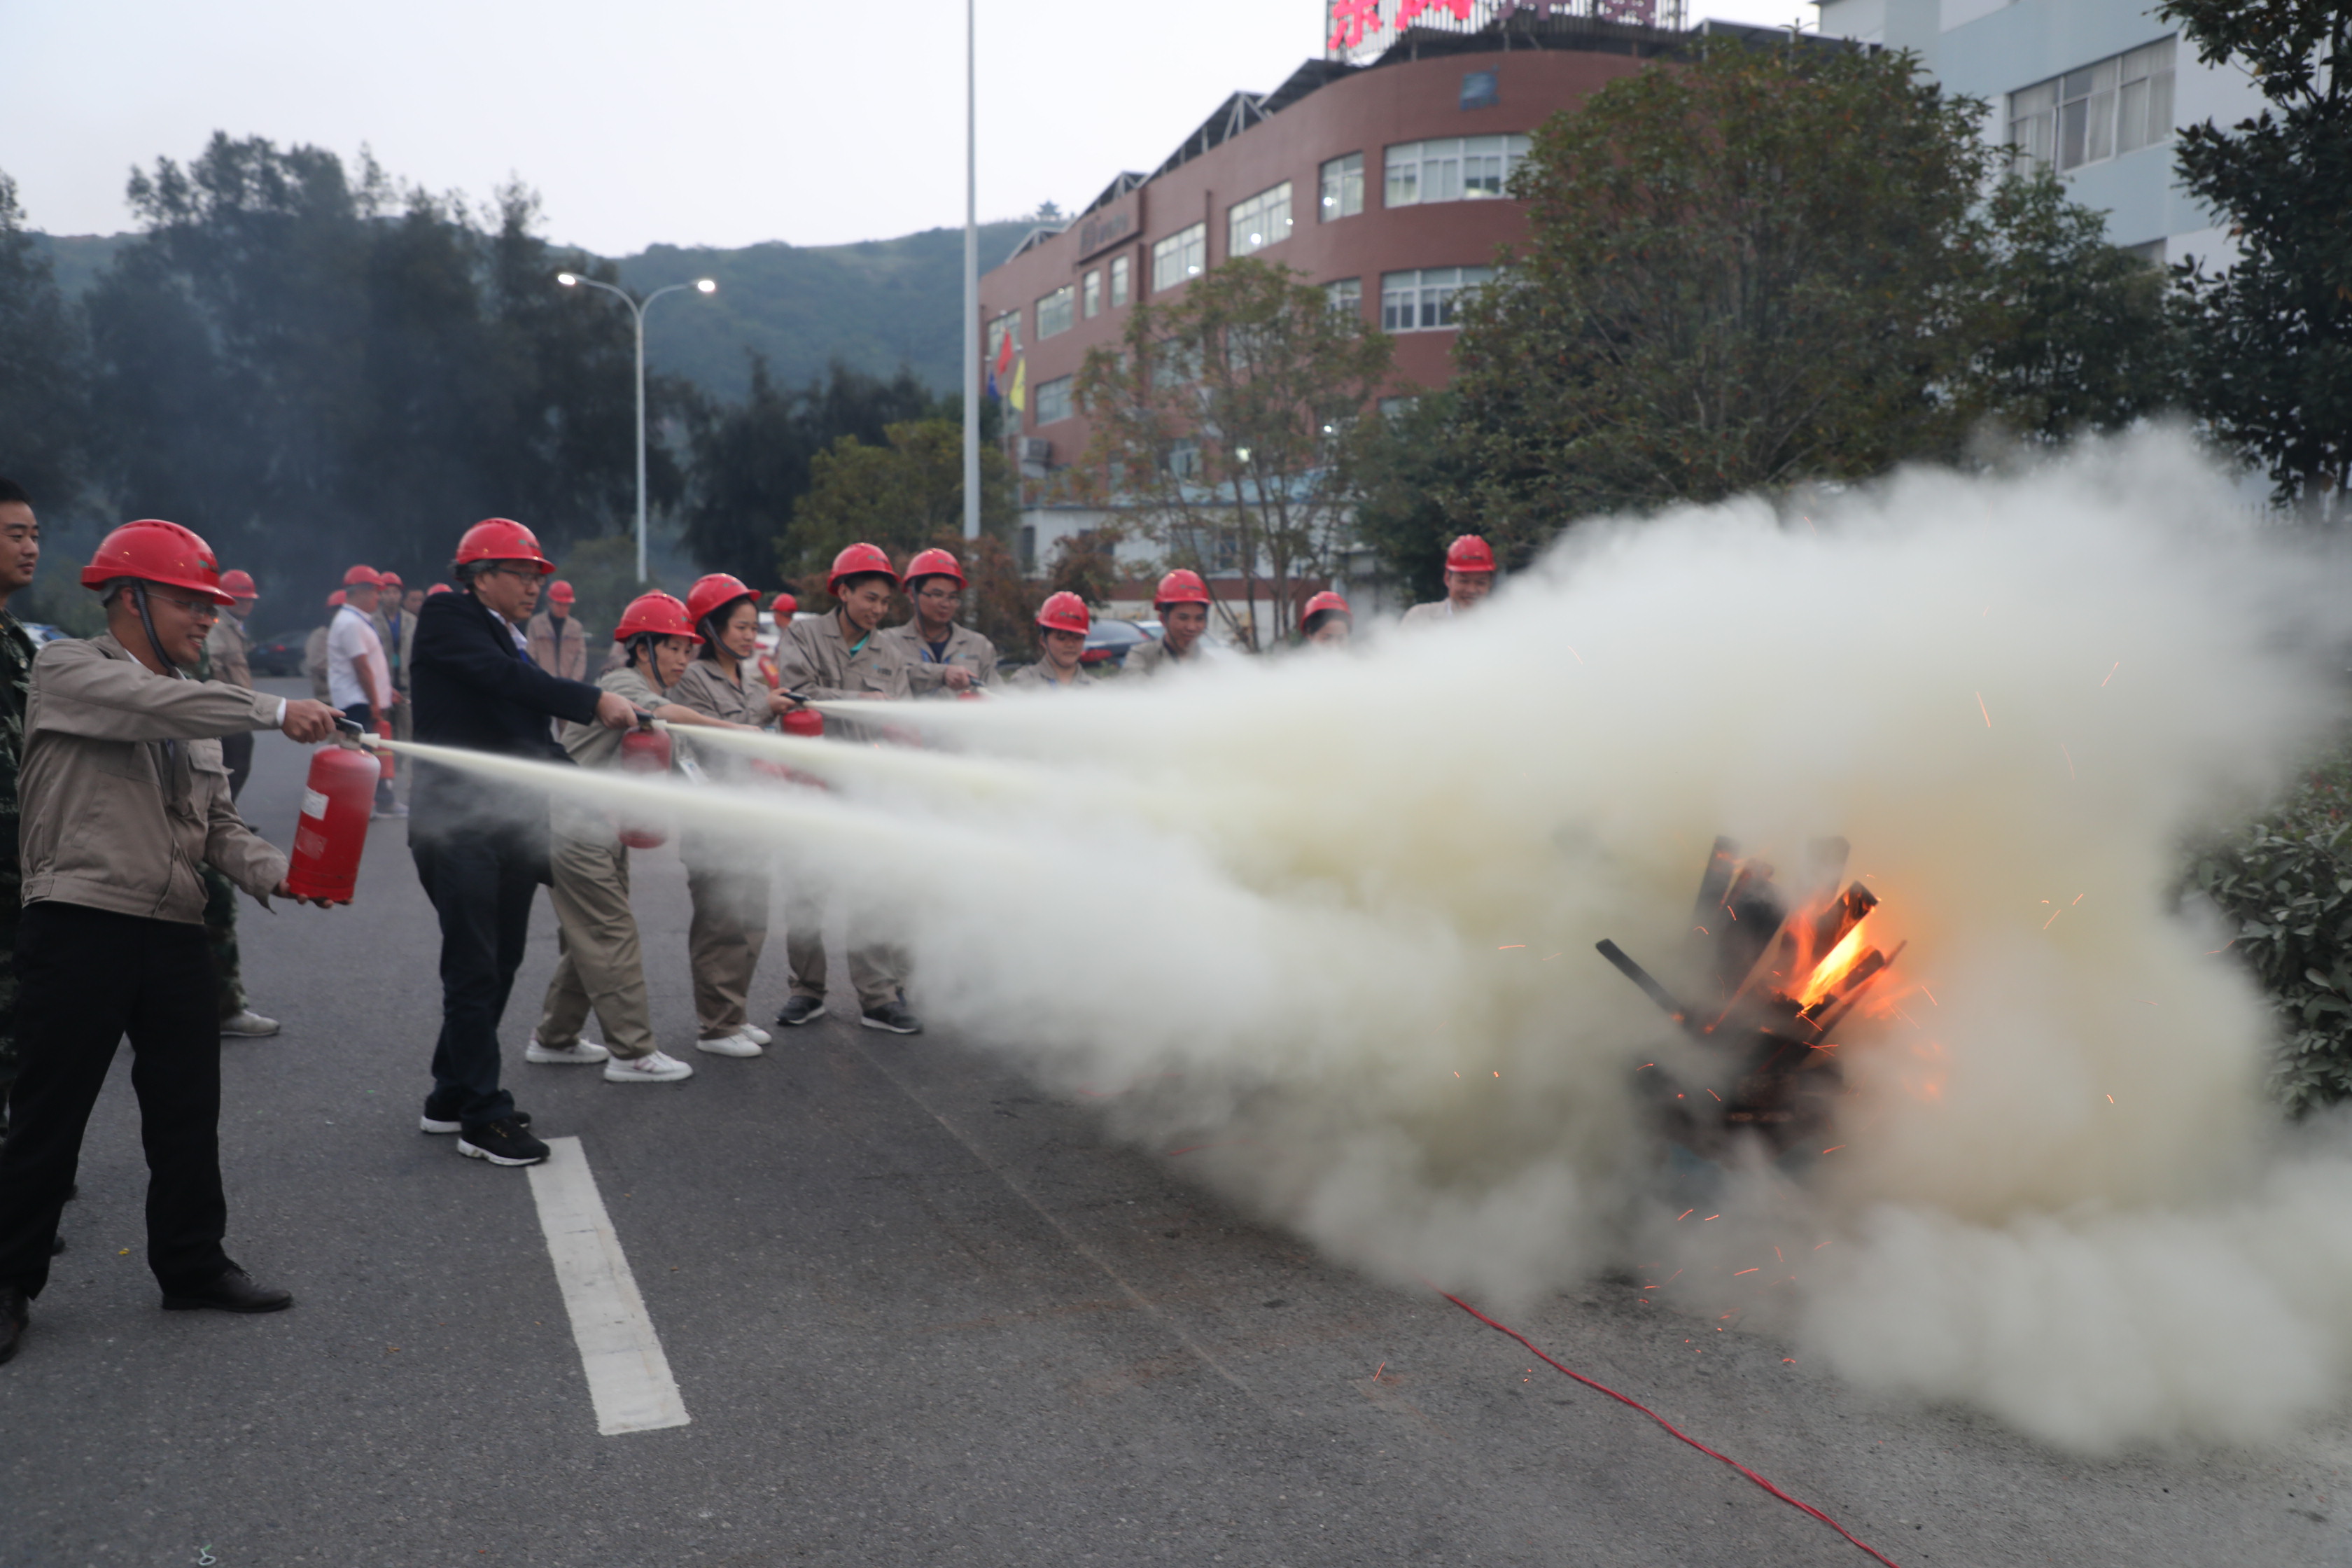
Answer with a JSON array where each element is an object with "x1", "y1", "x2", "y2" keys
[{"x1": 526, "y1": 1136, "x2": 690, "y2": 1436}]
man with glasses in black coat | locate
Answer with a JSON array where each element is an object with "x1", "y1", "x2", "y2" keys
[{"x1": 408, "y1": 519, "x2": 634, "y2": 1168}]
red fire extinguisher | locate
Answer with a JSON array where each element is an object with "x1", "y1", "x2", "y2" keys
[
  {"x1": 615, "y1": 726, "x2": 673, "y2": 849},
  {"x1": 375, "y1": 719, "x2": 396, "y2": 781},
  {"x1": 285, "y1": 744, "x2": 379, "y2": 903},
  {"x1": 782, "y1": 708, "x2": 824, "y2": 740}
]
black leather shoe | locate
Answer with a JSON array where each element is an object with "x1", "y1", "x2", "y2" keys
[
  {"x1": 49, "y1": 1233, "x2": 62, "y2": 1256},
  {"x1": 160, "y1": 1266, "x2": 293, "y2": 1314},
  {"x1": 0, "y1": 1287, "x2": 27, "y2": 1365},
  {"x1": 776, "y1": 996, "x2": 825, "y2": 1028}
]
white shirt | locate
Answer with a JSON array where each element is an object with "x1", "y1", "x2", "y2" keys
[{"x1": 326, "y1": 604, "x2": 391, "y2": 710}]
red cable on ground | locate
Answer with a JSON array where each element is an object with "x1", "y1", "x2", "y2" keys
[{"x1": 1437, "y1": 1292, "x2": 1905, "y2": 1568}]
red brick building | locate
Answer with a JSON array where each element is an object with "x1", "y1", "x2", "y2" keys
[{"x1": 978, "y1": 13, "x2": 1693, "y2": 624}]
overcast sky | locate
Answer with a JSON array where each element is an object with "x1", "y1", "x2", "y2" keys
[{"x1": 8, "y1": 0, "x2": 1816, "y2": 254}]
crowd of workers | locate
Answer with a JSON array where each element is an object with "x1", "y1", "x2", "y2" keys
[{"x1": 0, "y1": 479, "x2": 1502, "y2": 1365}]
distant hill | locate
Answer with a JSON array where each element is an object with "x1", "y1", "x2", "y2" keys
[{"x1": 30, "y1": 219, "x2": 1046, "y2": 406}]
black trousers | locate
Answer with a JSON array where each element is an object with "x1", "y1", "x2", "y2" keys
[
  {"x1": 220, "y1": 729, "x2": 254, "y2": 803},
  {"x1": 0, "y1": 902, "x2": 233, "y2": 1297},
  {"x1": 411, "y1": 830, "x2": 540, "y2": 1131}
]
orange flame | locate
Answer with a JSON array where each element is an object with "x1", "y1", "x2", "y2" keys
[{"x1": 1796, "y1": 916, "x2": 1872, "y2": 1007}]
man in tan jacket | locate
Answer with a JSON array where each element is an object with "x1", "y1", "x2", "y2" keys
[
  {"x1": 528, "y1": 580, "x2": 589, "y2": 681},
  {"x1": 1121, "y1": 568, "x2": 1212, "y2": 678},
  {"x1": 1399, "y1": 536, "x2": 1497, "y2": 626},
  {"x1": 875, "y1": 547, "x2": 996, "y2": 696},
  {"x1": 0, "y1": 520, "x2": 339, "y2": 1365}
]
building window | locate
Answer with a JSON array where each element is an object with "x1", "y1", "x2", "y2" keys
[
  {"x1": 1110, "y1": 254, "x2": 1131, "y2": 308},
  {"x1": 1380, "y1": 267, "x2": 1492, "y2": 332},
  {"x1": 1083, "y1": 269, "x2": 1102, "y2": 318},
  {"x1": 1036, "y1": 284, "x2": 1074, "y2": 340},
  {"x1": 1152, "y1": 222, "x2": 1206, "y2": 291},
  {"x1": 1167, "y1": 437, "x2": 1200, "y2": 479},
  {"x1": 1379, "y1": 395, "x2": 1420, "y2": 420},
  {"x1": 2009, "y1": 36, "x2": 2175, "y2": 174},
  {"x1": 1035, "y1": 374, "x2": 1074, "y2": 426},
  {"x1": 1324, "y1": 278, "x2": 1362, "y2": 317},
  {"x1": 1227, "y1": 182, "x2": 1294, "y2": 260},
  {"x1": 1320, "y1": 152, "x2": 1364, "y2": 220},
  {"x1": 1460, "y1": 70, "x2": 1500, "y2": 111},
  {"x1": 1384, "y1": 135, "x2": 1530, "y2": 206},
  {"x1": 1018, "y1": 524, "x2": 1037, "y2": 573},
  {"x1": 986, "y1": 311, "x2": 1020, "y2": 365}
]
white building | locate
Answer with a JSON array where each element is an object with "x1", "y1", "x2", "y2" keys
[{"x1": 1811, "y1": 0, "x2": 2264, "y2": 266}]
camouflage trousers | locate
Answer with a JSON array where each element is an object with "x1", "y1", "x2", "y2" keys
[{"x1": 201, "y1": 865, "x2": 246, "y2": 1023}]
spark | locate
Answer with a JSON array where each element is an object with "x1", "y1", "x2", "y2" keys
[
  {"x1": 1694, "y1": 925, "x2": 1709, "y2": 936},
  {"x1": 2102, "y1": 660, "x2": 2120, "y2": 687},
  {"x1": 1976, "y1": 692, "x2": 1992, "y2": 727},
  {"x1": 1452, "y1": 1071, "x2": 1460, "y2": 1078},
  {"x1": 1814, "y1": 1240, "x2": 1834, "y2": 1249},
  {"x1": 1921, "y1": 985, "x2": 1939, "y2": 1006},
  {"x1": 1498, "y1": 944, "x2": 1526, "y2": 950},
  {"x1": 1493, "y1": 1070, "x2": 1501, "y2": 1078},
  {"x1": 1821, "y1": 1146, "x2": 1844, "y2": 1154},
  {"x1": 1372, "y1": 1361, "x2": 1386, "y2": 1382},
  {"x1": 1676, "y1": 1210, "x2": 1694, "y2": 1221},
  {"x1": 1706, "y1": 1088, "x2": 1721, "y2": 1102},
  {"x1": 2062, "y1": 743, "x2": 2076, "y2": 780},
  {"x1": 1782, "y1": 1358, "x2": 1797, "y2": 1364},
  {"x1": 1568, "y1": 645, "x2": 1584, "y2": 664},
  {"x1": 1703, "y1": 1214, "x2": 1721, "y2": 1222},
  {"x1": 2044, "y1": 907, "x2": 2065, "y2": 929},
  {"x1": 1734, "y1": 1268, "x2": 1760, "y2": 1277},
  {"x1": 2107, "y1": 1094, "x2": 2116, "y2": 1105}
]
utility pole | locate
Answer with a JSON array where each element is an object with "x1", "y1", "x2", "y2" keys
[{"x1": 962, "y1": 0, "x2": 981, "y2": 541}]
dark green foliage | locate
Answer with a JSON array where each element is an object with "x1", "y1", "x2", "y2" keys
[
  {"x1": 2189, "y1": 747, "x2": 2352, "y2": 1114},
  {"x1": 1349, "y1": 391, "x2": 1476, "y2": 606},
  {"x1": 2160, "y1": 0, "x2": 2352, "y2": 512},
  {"x1": 0, "y1": 174, "x2": 95, "y2": 514},
  {"x1": 76, "y1": 135, "x2": 686, "y2": 594}
]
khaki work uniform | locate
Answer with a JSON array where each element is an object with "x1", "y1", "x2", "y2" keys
[
  {"x1": 1399, "y1": 599, "x2": 1459, "y2": 626},
  {"x1": 1120, "y1": 637, "x2": 1203, "y2": 678},
  {"x1": 535, "y1": 664, "x2": 666, "y2": 1061},
  {"x1": 770, "y1": 615, "x2": 911, "y2": 1012},
  {"x1": 197, "y1": 614, "x2": 259, "y2": 1020},
  {"x1": 667, "y1": 658, "x2": 776, "y2": 1039},
  {"x1": 303, "y1": 624, "x2": 330, "y2": 701},
  {"x1": 1005, "y1": 661, "x2": 1094, "y2": 690},
  {"x1": 527, "y1": 612, "x2": 589, "y2": 682},
  {"x1": 875, "y1": 621, "x2": 997, "y2": 697}
]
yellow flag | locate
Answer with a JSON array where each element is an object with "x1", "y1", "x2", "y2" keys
[{"x1": 1009, "y1": 356, "x2": 1026, "y2": 414}]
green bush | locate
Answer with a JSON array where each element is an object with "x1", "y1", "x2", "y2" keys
[{"x1": 2188, "y1": 745, "x2": 2352, "y2": 1114}]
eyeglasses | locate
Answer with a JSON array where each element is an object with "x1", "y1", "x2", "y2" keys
[
  {"x1": 916, "y1": 587, "x2": 962, "y2": 603},
  {"x1": 149, "y1": 593, "x2": 220, "y2": 622}
]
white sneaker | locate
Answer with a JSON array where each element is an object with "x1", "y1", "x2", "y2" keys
[
  {"x1": 694, "y1": 1030, "x2": 764, "y2": 1058},
  {"x1": 604, "y1": 1050, "x2": 694, "y2": 1084},
  {"x1": 220, "y1": 1009, "x2": 281, "y2": 1037},
  {"x1": 741, "y1": 1024, "x2": 773, "y2": 1046},
  {"x1": 526, "y1": 1034, "x2": 611, "y2": 1065}
]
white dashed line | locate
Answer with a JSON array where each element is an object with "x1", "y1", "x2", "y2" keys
[{"x1": 525, "y1": 1137, "x2": 690, "y2": 1436}]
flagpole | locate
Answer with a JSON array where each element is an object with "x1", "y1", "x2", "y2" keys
[{"x1": 961, "y1": 0, "x2": 981, "y2": 542}]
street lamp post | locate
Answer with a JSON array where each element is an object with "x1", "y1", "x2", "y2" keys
[{"x1": 556, "y1": 271, "x2": 718, "y2": 582}]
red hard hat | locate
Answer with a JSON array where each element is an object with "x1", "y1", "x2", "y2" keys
[
  {"x1": 454, "y1": 517, "x2": 554, "y2": 574},
  {"x1": 343, "y1": 564, "x2": 384, "y2": 588},
  {"x1": 547, "y1": 579, "x2": 575, "y2": 605},
  {"x1": 612, "y1": 590, "x2": 701, "y2": 644},
  {"x1": 1445, "y1": 535, "x2": 1497, "y2": 573},
  {"x1": 80, "y1": 519, "x2": 237, "y2": 606},
  {"x1": 827, "y1": 542, "x2": 899, "y2": 597},
  {"x1": 1037, "y1": 591, "x2": 1091, "y2": 637},
  {"x1": 1301, "y1": 589, "x2": 1350, "y2": 626},
  {"x1": 328, "y1": 589, "x2": 347, "y2": 608},
  {"x1": 771, "y1": 592, "x2": 797, "y2": 615},
  {"x1": 379, "y1": 570, "x2": 404, "y2": 589},
  {"x1": 904, "y1": 547, "x2": 965, "y2": 589},
  {"x1": 427, "y1": 582, "x2": 452, "y2": 596},
  {"x1": 219, "y1": 569, "x2": 259, "y2": 601},
  {"x1": 1154, "y1": 568, "x2": 1210, "y2": 608},
  {"x1": 685, "y1": 572, "x2": 756, "y2": 629}
]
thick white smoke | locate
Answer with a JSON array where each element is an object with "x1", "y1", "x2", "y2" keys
[{"x1": 426, "y1": 430, "x2": 2352, "y2": 1451}]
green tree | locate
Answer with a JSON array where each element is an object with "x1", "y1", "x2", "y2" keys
[
  {"x1": 1349, "y1": 391, "x2": 1478, "y2": 603},
  {"x1": 684, "y1": 358, "x2": 938, "y2": 574},
  {"x1": 0, "y1": 172, "x2": 95, "y2": 514},
  {"x1": 2161, "y1": 0, "x2": 2352, "y2": 514},
  {"x1": 1072, "y1": 257, "x2": 1392, "y2": 650},
  {"x1": 784, "y1": 418, "x2": 1018, "y2": 580},
  {"x1": 1446, "y1": 40, "x2": 2167, "y2": 550}
]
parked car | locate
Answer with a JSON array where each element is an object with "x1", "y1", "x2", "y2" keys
[
  {"x1": 248, "y1": 633, "x2": 309, "y2": 677},
  {"x1": 1082, "y1": 617, "x2": 1161, "y2": 668},
  {"x1": 17, "y1": 623, "x2": 67, "y2": 646}
]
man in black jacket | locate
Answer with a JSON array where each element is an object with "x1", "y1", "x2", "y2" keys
[{"x1": 410, "y1": 519, "x2": 633, "y2": 1167}]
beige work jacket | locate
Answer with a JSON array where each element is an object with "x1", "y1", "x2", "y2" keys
[
  {"x1": 773, "y1": 613, "x2": 911, "y2": 703},
  {"x1": 1399, "y1": 600, "x2": 1456, "y2": 626},
  {"x1": 1121, "y1": 637, "x2": 1203, "y2": 678},
  {"x1": 554, "y1": 665, "x2": 662, "y2": 840},
  {"x1": 875, "y1": 622, "x2": 998, "y2": 696},
  {"x1": 21, "y1": 635, "x2": 289, "y2": 924},
  {"x1": 528, "y1": 611, "x2": 589, "y2": 682},
  {"x1": 1005, "y1": 661, "x2": 1094, "y2": 691},
  {"x1": 204, "y1": 616, "x2": 253, "y2": 690}
]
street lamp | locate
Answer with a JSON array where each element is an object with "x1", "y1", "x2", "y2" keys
[{"x1": 556, "y1": 271, "x2": 718, "y2": 582}]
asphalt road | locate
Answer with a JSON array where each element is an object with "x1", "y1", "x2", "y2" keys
[{"x1": 6, "y1": 680, "x2": 2350, "y2": 1568}]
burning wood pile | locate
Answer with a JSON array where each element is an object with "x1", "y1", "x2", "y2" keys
[{"x1": 1596, "y1": 836, "x2": 1903, "y2": 1161}]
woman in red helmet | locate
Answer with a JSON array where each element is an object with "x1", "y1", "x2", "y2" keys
[
  {"x1": 1009, "y1": 593, "x2": 1097, "y2": 690},
  {"x1": 876, "y1": 548, "x2": 997, "y2": 696},
  {"x1": 531, "y1": 592, "x2": 748, "y2": 1088},
  {"x1": 769, "y1": 545, "x2": 918, "y2": 1035},
  {"x1": 1298, "y1": 589, "x2": 1352, "y2": 649},
  {"x1": 666, "y1": 573, "x2": 799, "y2": 1057}
]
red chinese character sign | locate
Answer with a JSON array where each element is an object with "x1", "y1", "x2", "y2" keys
[
  {"x1": 1329, "y1": 0, "x2": 1667, "y2": 59},
  {"x1": 1326, "y1": 0, "x2": 1385, "y2": 51}
]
